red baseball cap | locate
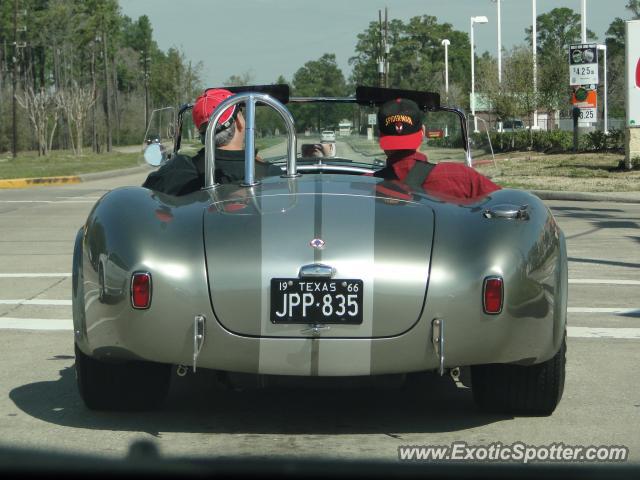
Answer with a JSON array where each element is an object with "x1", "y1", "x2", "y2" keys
[
  {"x1": 377, "y1": 98, "x2": 424, "y2": 150},
  {"x1": 192, "y1": 88, "x2": 239, "y2": 133}
]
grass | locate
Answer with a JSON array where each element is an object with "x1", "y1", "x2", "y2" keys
[
  {"x1": 0, "y1": 150, "x2": 141, "y2": 180},
  {"x1": 475, "y1": 152, "x2": 640, "y2": 192}
]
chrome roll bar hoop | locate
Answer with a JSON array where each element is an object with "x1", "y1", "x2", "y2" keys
[{"x1": 203, "y1": 92, "x2": 298, "y2": 190}]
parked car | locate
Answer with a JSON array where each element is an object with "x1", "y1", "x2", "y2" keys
[
  {"x1": 500, "y1": 119, "x2": 525, "y2": 132},
  {"x1": 320, "y1": 130, "x2": 336, "y2": 142}
]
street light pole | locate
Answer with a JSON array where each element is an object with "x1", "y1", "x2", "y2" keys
[
  {"x1": 532, "y1": 0, "x2": 538, "y2": 129},
  {"x1": 441, "y1": 39, "x2": 450, "y2": 102},
  {"x1": 470, "y1": 16, "x2": 488, "y2": 133},
  {"x1": 442, "y1": 39, "x2": 450, "y2": 137},
  {"x1": 581, "y1": 0, "x2": 587, "y2": 43},
  {"x1": 492, "y1": 0, "x2": 502, "y2": 84},
  {"x1": 597, "y1": 43, "x2": 608, "y2": 133}
]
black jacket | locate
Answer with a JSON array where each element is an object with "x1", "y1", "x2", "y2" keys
[{"x1": 142, "y1": 148, "x2": 279, "y2": 196}]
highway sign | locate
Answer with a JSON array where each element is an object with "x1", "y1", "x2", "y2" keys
[
  {"x1": 569, "y1": 44, "x2": 599, "y2": 86},
  {"x1": 367, "y1": 114, "x2": 377, "y2": 125}
]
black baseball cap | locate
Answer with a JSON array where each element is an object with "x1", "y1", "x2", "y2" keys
[{"x1": 377, "y1": 98, "x2": 424, "y2": 150}]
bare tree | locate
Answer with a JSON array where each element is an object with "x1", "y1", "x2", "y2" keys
[
  {"x1": 57, "y1": 85, "x2": 95, "y2": 155},
  {"x1": 15, "y1": 86, "x2": 60, "y2": 156}
]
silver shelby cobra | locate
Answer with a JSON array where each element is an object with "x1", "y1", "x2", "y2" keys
[{"x1": 72, "y1": 86, "x2": 567, "y2": 414}]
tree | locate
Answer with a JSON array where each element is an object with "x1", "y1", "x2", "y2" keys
[
  {"x1": 349, "y1": 15, "x2": 470, "y2": 106},
  {"x1": 57, "y1": 85, "x2": 95, "y2": 155},
  {"x1": 223, "y1": 71, "x2": 255, "y2": 87},
  {"x1": 503, "y1": 46, "x2": 537, "y2": 140},
  {"x1": 291, "y1": 54, "x2": 349, "y2": 131},
  {"x1": 525, "y1": 8, "x2": 596, "y2": 118},
  {"x1": 15, "y1": 86, "x2": 60, "y2": 156}
]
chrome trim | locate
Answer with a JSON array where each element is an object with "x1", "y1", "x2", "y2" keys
[
  {"x1": 242, "y1": 95, "x2": 258, "y2": 186},
  {"x1": 193, "y1": 315, "x2": 206, "y2": 372},
  {"x1": 289, "y1": 96, "x2": 356, "y2": 103},
  {"x1": 300, "y1": 324, "x2": 331, "y2": 336},
  {"x1": 482, "y1": 276, "x2": 504, "y2": 315},
  {"x1": 432, "y1": 318, "x2": 445, "y2": 376},
  {"x1": 298, "y1": 263, "x2": 335, "y2": 278},
  {"x1": 483, "y1": 204, "x2": 529, "y2": 220},
  {"x1": 204, "y1": 92, "x2": 298, "y2": 189},
  {"x1": 294, "y1": 164, "x2": 376, "y2": 174},
  {"x1": 439, "y1": 106, "x2": 472, "y2": 167},
  {"x1": 130, "y1": 271, "x2": 152, "y2": 310}
]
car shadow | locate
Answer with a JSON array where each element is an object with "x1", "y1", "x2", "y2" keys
[{"x1": 9, "y1": 363, "x2": 512, "y2": 436}]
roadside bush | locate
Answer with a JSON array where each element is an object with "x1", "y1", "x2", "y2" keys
[{"x1": 472, "y1": 129, "x2": 620, "y2": 154}]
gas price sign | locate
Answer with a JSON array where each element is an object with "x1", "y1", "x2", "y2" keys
[{"x1": 569, "y1": 44, "x2": 599, "y2": 86}]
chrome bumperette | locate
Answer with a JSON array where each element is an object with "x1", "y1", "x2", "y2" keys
[
  {"x1": 432, "y1": 318, "x2": 445, "y2": 376},
  {"x1": 193, "y1": 314, "x2": 206, "y2": 372}
]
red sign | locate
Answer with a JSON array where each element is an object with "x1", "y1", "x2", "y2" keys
[
  {"x1": 636, "y1": 58, "x2": 640, "y2": 88},
  {"x1": 426, "y1": 129, "x2": 444, "y2": 139}
]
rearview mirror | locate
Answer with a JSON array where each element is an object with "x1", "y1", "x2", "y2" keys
[{"x1": 301, "y1": 143, "x2": 336, "y2": 158}]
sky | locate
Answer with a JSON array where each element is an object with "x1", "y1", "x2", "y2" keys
[{"x1": 118, "y1": 0, "x2": 633, "y2": 87}]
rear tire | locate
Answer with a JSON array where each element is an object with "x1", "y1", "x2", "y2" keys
[
  {"x1": 75, "y1": 343, "x2": 171, "y2": 411},
  {"x1": 471, "y1": 333, "x2": 566, "y2": 415}
]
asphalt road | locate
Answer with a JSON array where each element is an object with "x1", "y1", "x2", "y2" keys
[{"x1": 0, "y1": 170, "x2": 639, "y2": 464}]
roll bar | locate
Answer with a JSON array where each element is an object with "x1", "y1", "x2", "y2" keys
[
  {"x1": 203, "y1": 92, "x2": 298, "y2": 190},
  {"x1": 174, "y1": 87, "x2": 473, "y2": 176}
]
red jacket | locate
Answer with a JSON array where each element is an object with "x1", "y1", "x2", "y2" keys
[{"x1": 375, "y1": 151, "x2": 500, "y2": 200}]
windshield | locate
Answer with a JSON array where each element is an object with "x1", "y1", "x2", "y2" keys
[{"x1": 177, "y1": 102, "x2": 485, "y2": 169}]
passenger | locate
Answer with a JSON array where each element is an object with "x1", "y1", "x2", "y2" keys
[
  {"x1": 143, "y1": 88, "x2": 275, "y2": 196},
  {"x1": 373, "y1": 98, "x2": 500, "y2": 200}
]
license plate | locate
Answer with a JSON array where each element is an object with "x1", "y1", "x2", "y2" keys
[{"x1": 270, "y1": 278, "x2": 363, "y2": 324}]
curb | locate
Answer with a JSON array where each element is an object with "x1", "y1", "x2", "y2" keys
[
  {"x1": 0, "y1": 165, "x2": 152, "y2": 189},
  {"x1": 0, "y1": 176, "x2": 81, "y2": 189},
  {"x1": 1, "y1": 165, "x2": 638, "y2": 204},
  {"x1": 530, "y1": 190, "x2": 640, "y2": 204}
]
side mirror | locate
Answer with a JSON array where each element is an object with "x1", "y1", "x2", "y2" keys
[{"x1": 143, "y1": 143, "x2": 165, "y2": 167}]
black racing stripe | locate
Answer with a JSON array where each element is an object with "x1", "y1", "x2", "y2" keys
[
  {"x1": 314, "y1": 176, "x2": 323, "y2": 263},
  {"x1": 311, "y1": 176, "x2": 323, "y2": 376},
  {"x1": 310, "y1": 338, "x2": 319, "y2": 376}
]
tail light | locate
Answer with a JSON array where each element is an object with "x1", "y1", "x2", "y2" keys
[
  {"x1": 131, "y1": 272, "x2": 152, "y2": 309},
  {"x1": 483, "y1": 276, "x2": 503, "y2": 314}
]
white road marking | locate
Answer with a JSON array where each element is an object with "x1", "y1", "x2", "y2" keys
[
  {"x1": 567, "y1": 327, "x2": 640, "y2": 339},
  {"x1": 0, "y1": 318, "x2": 73, "y2": 330},
  {"x1": 0, "y1": 274, "x2": 635, "y2": 283},
  {"x1": 0, "y1": 273, "x2": 71, "y2": 278},
  {"x1": 569, "y1": 279, "x2": 640, "y2": 286},
  {"x1": 568, "y1": 307, "x2": 640, "y2": 315},
  {"x1": 0, "y1": 299, "x2": 72, "y2": 306},
  {"x1": 0, "y1": 200, "x2": 95, "y2": 204},
  {"x1": 1, "y1": 319, "x2": 639, "y2": 340}
]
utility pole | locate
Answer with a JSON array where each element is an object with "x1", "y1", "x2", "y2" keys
[
  {"x1": 377, "y1": 8, "x2": 390, "y2": 88},
  {"x1": 12, "y1": 0, "x2": 18, "y2": 158},
  {"x1": 141, "y1": 49, "x2": 150, "y2": 129},
  {"x1": 102, "y1": 28, "x2": 112, "y2": 152},
  {"x1": 384, "y1": 7, "x2": 389, "y2": 88},
  {"x1": 532, "y1": 0, "x2": 538, "y2": 129},
  {"x1": 581, "y1": 0, "x2": 587, "y2": 43}
]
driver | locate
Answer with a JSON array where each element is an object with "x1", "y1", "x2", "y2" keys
[
  {"x1": 143, "y1": 88, "x2": 275, "y2": 196},
  {"x1": 373, "y1": 98, "x2": 500, "y2": 200}
]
